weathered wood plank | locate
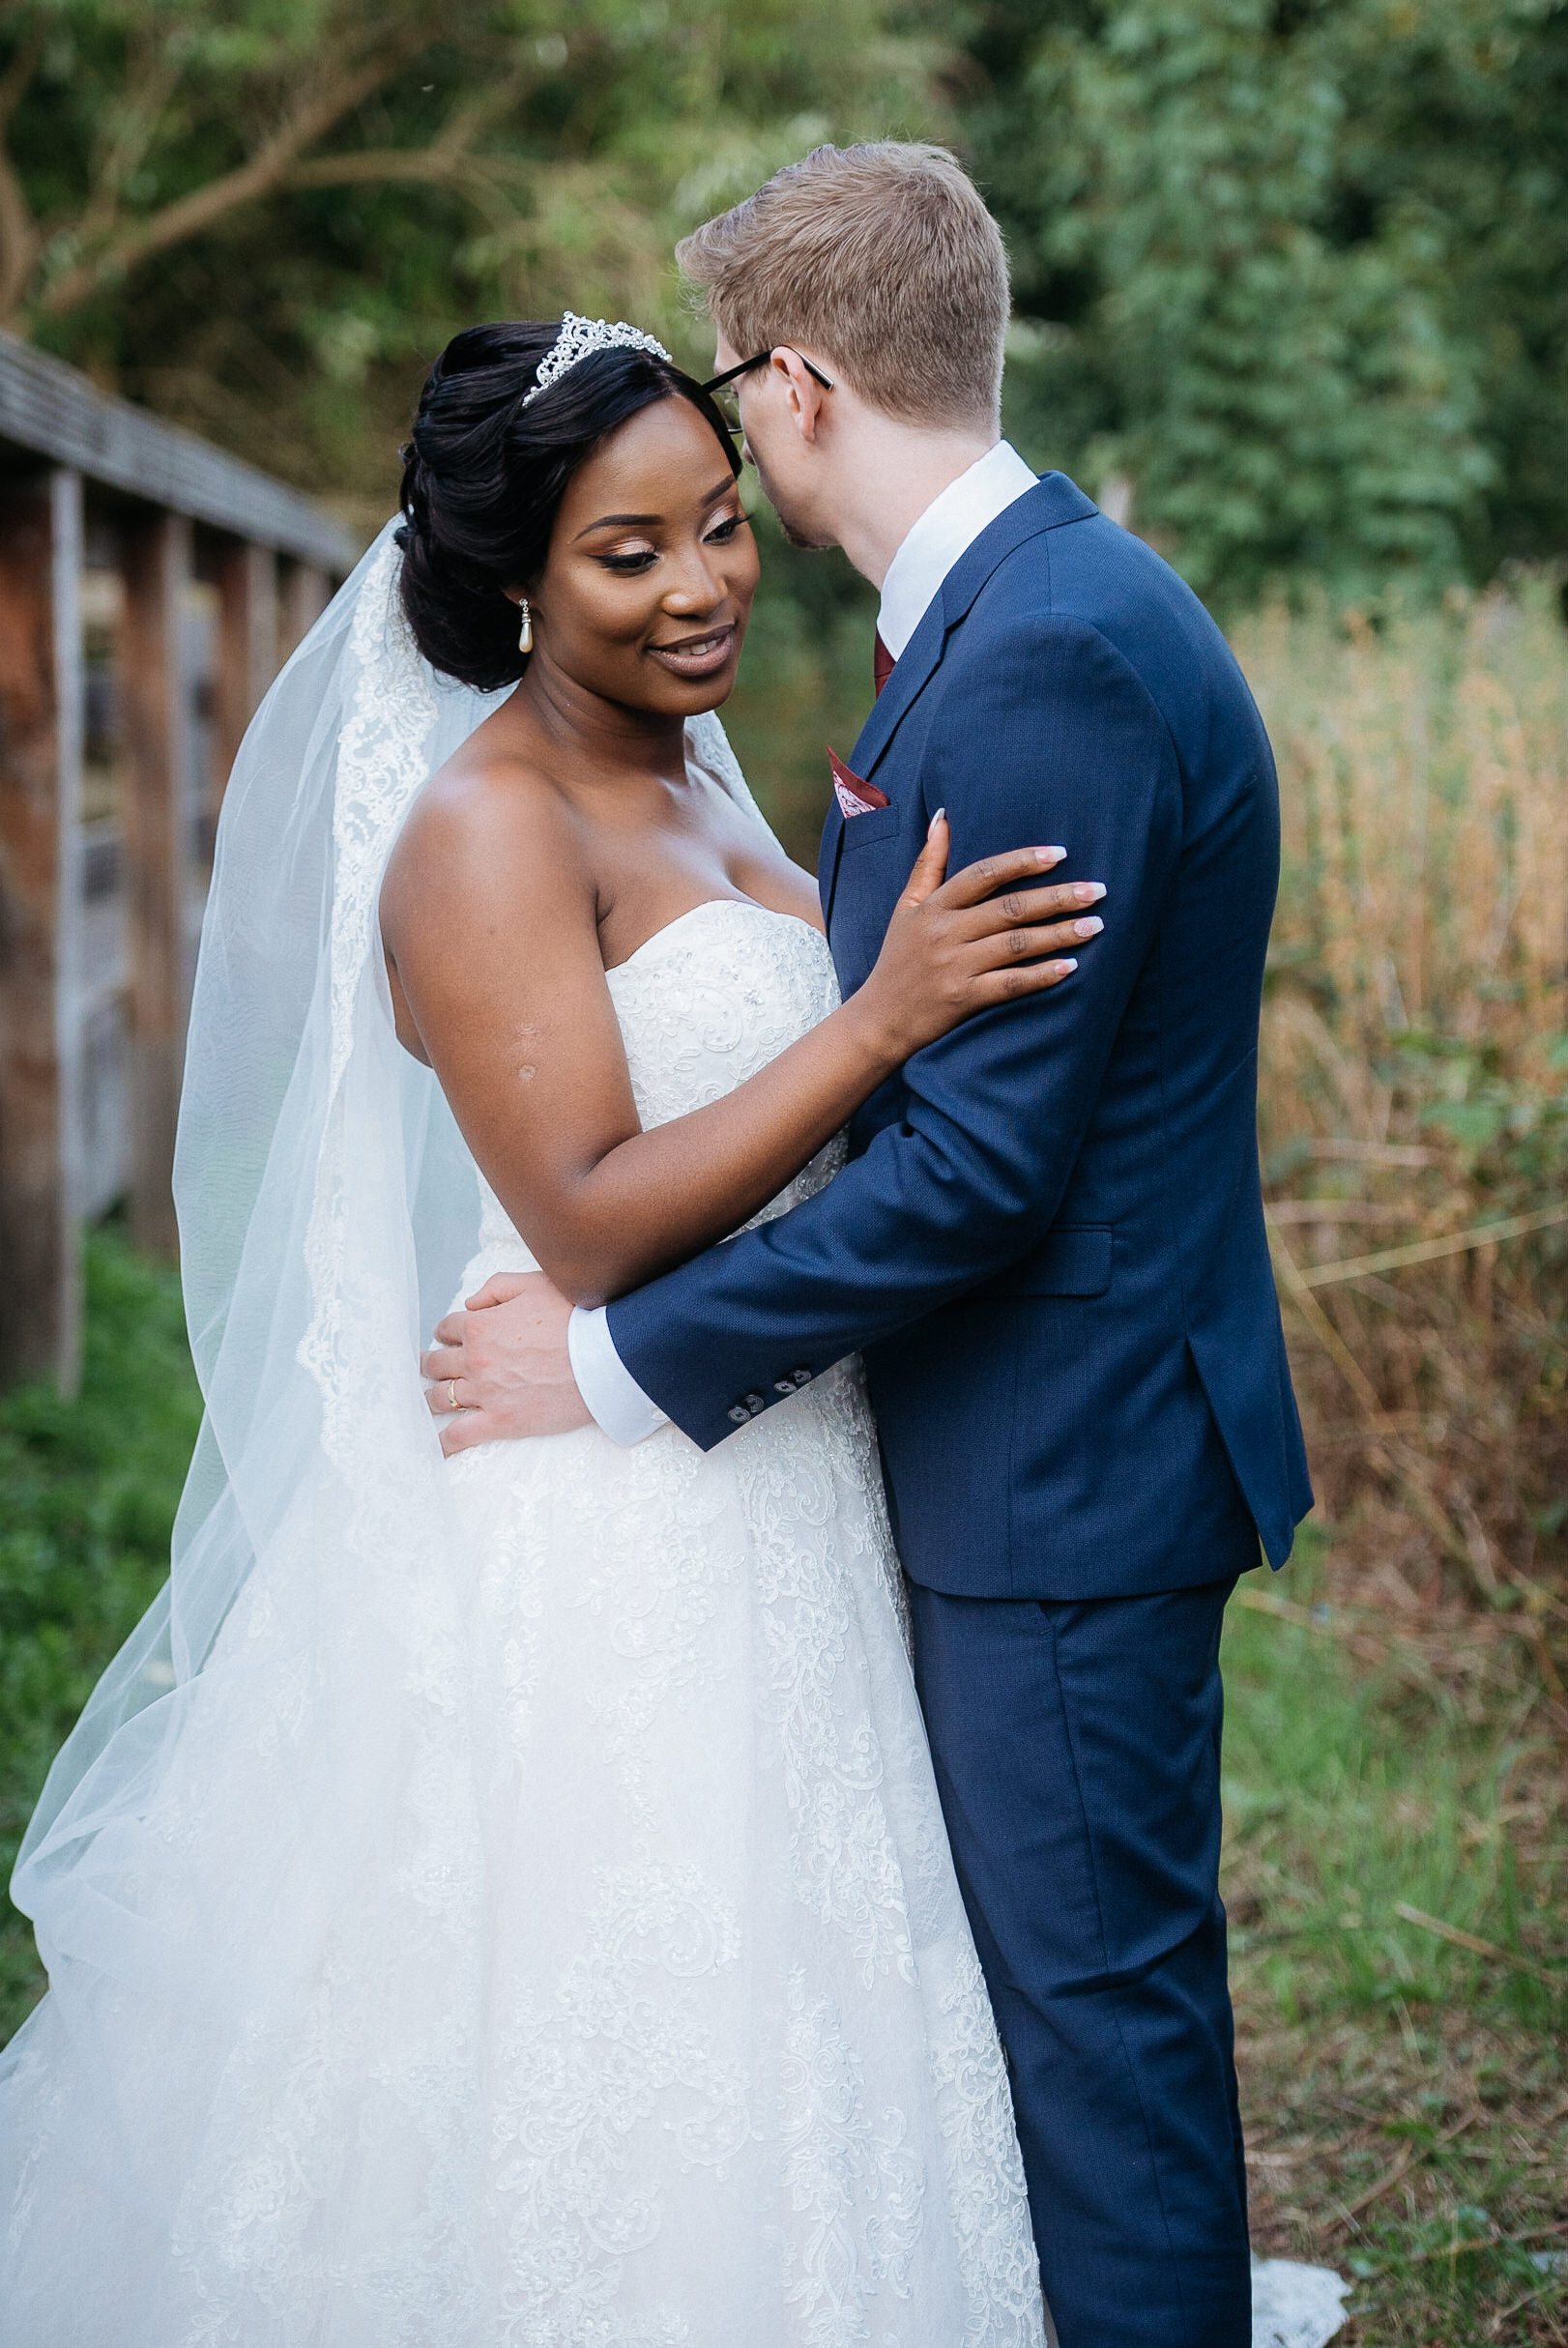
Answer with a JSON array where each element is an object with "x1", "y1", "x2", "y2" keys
[
  {"x1": 0, "y1": 343, "x2": 352, "y2": 1385},
  {"x1": 51, "y1": 473, "x2": 87, "y2": 1382},
  {"x1": 280, "y1": 561, "x2": 333, "y2": 662},
  {"x1": 214, "y1": 538, "x2": 276, "y2": 826},
  {"x1": 0, "y1": 328, "x2": 356, "y2": 573},
  {"x1": 0, "y1": 468, "x2": 84, "y2": 1393},
  {"x1": 121, "y1": 511, "x2": 190, "y2": 1260}
]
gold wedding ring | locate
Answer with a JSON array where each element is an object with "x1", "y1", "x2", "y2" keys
[{"x1": 448, "y1": 1377, "x2": 460, "y2": 1412}]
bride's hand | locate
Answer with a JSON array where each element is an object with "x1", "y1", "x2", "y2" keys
[{"x1": 853, "y1": 815, "x2": 1106, "y2": 1061}]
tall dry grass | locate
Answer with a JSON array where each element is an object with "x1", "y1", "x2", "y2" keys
[
  {"x1": 1235, "y1": 576, "x2": 1567, "y2": 1611},
  {"x1": 735, "y1": 560, "x2": 1568, "y2": 1608}
]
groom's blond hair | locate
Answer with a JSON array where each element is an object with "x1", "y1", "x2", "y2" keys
[{"x1": 676, "y1": 144, "x2": 1009, "y2": 430}]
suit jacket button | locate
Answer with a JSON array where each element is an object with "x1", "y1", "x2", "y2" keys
[
  {"x1": 727, "y1": 1405, "x2": 750, "y2": 1425},
  {"x1": 742, "y1": 1391, "x2": 767, "y2": 1413},
  {"x1": 772, "y1": 1378, "x2": 797, "y2": 1396},
  {"x1": 791, "y1": 1368, "x2": 812, "y2": 1386}
]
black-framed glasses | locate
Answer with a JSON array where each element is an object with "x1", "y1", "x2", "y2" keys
[
  {"x1": 702, "y1": 346, "x2": 835, "y2": 397},
  {"x1": 701, "y1": 347, "x2": 835, "y2": 431}
]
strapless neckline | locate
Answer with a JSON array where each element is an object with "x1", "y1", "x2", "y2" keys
[
  {"x1": 605, "y1": 896, "x2": 824, "y2": 981},
  {"x1": 471, "y1": 885, "x2": 844, "y2": 1273}
]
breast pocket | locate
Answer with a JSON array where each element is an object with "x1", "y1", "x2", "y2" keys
[{"x1": 840, "y1": 803, "x2": 903, "y2": 853}]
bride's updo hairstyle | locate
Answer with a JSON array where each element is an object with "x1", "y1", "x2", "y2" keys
[{"x1": 397, "y1": 321, "x2": 740, "y2": 691}]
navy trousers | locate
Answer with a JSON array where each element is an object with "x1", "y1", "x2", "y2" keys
[{"x1": 907, "y1": 1577, "x2": 1250, "y2": 2348}]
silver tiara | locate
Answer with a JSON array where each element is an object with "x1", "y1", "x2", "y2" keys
[{"x1": 524, "y1": 311, "x2": 673, "y2": 405}]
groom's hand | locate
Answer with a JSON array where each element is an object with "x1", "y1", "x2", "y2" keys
[{"x1": 421, "y1": 1271, "x2": 593, "y2": 1455}]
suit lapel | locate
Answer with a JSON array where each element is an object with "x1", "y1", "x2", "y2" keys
[
  {"x1": 849, "y1": 473, "x2": 1097, "y2": 786},
  {"x1": 823, "y1": 471, "x2": 1099, "y2": 932},
  {"x1": 818, "y1": 793, "x2": 844, "y2": 924},
  {"x1": 822, "y1": 595, "x2": 949, "y2": 926}
]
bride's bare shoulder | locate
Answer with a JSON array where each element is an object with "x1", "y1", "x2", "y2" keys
[{"x1": 382, "y1": 729, "x2": 589, "y2": 936}]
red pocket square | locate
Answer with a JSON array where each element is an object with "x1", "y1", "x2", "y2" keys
[{"x1": 828, "y1": 745, "x2": 890, "y2": 820}]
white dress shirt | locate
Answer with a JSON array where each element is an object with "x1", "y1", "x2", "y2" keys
[
  {"x1": 568, "y1": 440, "x2": 1040, "y2": 1447},
  {"x1": 874, "y1": 439, "x2": 1039, "y2": 659}
]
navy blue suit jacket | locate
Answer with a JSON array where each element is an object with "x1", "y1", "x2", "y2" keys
[{"x1": 608, "y1": 473, "x2": 1313, "y2": 1599}]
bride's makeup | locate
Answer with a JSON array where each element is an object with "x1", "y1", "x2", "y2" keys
[
  {"x1": 533, "y1": 397, "x2": 759, "y2": 720},
  {"x1": 582, "y1": 496, "x2": 748, "y2": 679},
  {"x1": 577, "y1": 492, "x2": 750, "y2": 689}
]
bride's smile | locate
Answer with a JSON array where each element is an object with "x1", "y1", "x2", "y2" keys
[
  {"x1": 646, "y1": 622, "x2": 739, "y2": 677},
  {"x1": 518, "y1": 394, "x2": 758, "y2": 723}
]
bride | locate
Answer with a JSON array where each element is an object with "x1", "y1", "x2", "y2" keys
[{"x1": 0, "y1": 320, "x2": 1096, "y2": 2344}]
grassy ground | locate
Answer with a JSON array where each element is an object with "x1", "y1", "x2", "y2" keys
[
  {"x1": 1225, "y1": 1532, "x2": 1565, "y2": 2343},
  {"x1": 0, "y1": 1227, "x2": 202, "y2": 2037},
  {"x1": 2, "y1": 1234, "x2": 1561, "y2": 2338}
]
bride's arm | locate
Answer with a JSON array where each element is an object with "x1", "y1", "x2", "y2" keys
[{"x1": 380, "y1": 772, "x2": 1103, "y2": 1307}]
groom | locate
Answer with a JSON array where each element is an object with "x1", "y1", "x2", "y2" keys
[{"x1": 426, "y1": 143, "x2": 1312, "y2": 2346}]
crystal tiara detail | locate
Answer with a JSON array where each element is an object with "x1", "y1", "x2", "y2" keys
[{"x1": 524, "y1": 311, "x2": 673, "y2": 405}]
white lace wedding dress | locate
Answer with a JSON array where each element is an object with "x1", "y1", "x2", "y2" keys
[
  {"x1": 2, "y1": 537, "x2": 1345, "y2": 2347},
  {"x1": 0, "y1": 896, "x2": 1045, "y2": 2347}
]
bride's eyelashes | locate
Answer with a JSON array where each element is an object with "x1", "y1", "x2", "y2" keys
[{"x1": 593, "y1": 511, "x2": 750, "y2": 575}]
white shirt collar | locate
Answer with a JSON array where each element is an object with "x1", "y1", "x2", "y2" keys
[{"x1": 876, "y1": 440, "x2": 1039, "y2": 662}]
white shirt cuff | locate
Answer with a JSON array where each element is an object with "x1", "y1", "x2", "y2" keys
[{"x1": 567, "y1": 1305, "x2": 670, "y2": 1447}]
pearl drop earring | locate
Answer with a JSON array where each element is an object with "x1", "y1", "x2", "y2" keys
[{"x1": 517, "y1": 598, "x2": 533, "y2": 654}]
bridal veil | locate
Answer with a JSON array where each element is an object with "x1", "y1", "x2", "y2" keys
[{"x1": 1, "y1": 525, "x2": 768, "y2": 2261}]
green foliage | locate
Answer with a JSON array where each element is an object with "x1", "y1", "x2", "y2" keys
[
  {"x1": 1222, "y1": 1560, "x2": 1564, "y2": 2035},
  {"x1": 4, "y1": 0, "x2": 1556, "y2": 595},
  {"x1": 0, "y1": 1227, "x2": 200, "y2": 2042},
  {"x1": 965, "y1": 0, "x2": 1566, "y2": 606},
  {"x1": 0, "y1": 0, "x2": 937, "y2": 518}
]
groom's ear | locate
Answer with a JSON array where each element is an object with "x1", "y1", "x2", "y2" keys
[{"x1": 771, "y1": 348, "x2": 828, "y2": 444}]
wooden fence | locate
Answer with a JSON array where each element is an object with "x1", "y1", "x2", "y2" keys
[{"x1": 0, "y1": 330, "x2": 356, "y2": 1394}]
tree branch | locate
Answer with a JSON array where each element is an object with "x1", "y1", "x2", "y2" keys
[
  {"x1": 287, "y1": 148, "x2": 537, "y2": 191},
  {"x1": 0, "y1": 28, "x2": 41, "y2": 132},
  {"x1": 74, "y1": 38, "x2": 189, "y2": 253},
  {"x1": 429, "y1": 61, "x2": 536, "y2": 161},
  {"x1": 36, "y1": 27, "x2": 434, "y2": 320},
  {"x1": 0, "y1": 30, "x2": 43, "y2": 319},
  {"x1": 283, "y1": 57, "x2": 540, "y2": 206},
  {"x1": 281, "y1": 147, "x2": 536, "y2": 246}
]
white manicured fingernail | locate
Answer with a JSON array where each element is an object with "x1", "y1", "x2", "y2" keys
[
  {"x1": 1055, "y1": 957, "x2": 1079, "y2": 974},
  {"x1": 928, "y1": 807, "x2": 946, "y2": 835},
  {"x1": 1074, "y1": 916, "x2": 1104, "y2": 938}
]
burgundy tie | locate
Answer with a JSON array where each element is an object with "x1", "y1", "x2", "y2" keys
[{"x1": 873, "y1": 631, "x2": 895, "y2": 698}]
